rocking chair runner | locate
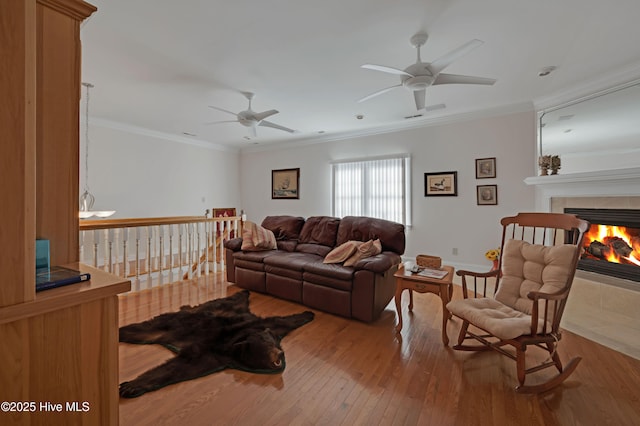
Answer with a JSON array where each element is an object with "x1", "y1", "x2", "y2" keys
[{"x1": 447, "y1": 212, "x2": 590, "y2": 393}]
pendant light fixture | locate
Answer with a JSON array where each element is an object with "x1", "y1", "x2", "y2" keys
[{"x1": 79, "y1": 82, "x2": 115, "y2": 219}]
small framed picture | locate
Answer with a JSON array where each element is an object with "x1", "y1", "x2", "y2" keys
[
  {"x1": 475, "y1": 157, "x2": 496, "y2": 179},
  {"x1": 425, "y1": 171, "x2": 458, "y2": 196},
  {"x1": 212, "y1": 208, "x2": 236, "y2": 218},
  {"x1": 272, "y1": 168, "x2": 300, "y2": 199},
  {"x1": 477, "y1": 185, "x2": 498, "y2": 205}
]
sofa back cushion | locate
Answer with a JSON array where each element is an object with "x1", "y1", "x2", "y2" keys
[
  {"x1": 261, "y1": 215, "x2": 306, "y2": 240},
  {"x1": 298, "y1": 216, "x2": 341, "y2": 247},
  {"x1": 336, "y1": 216, "x2": 405, "y2": 255}
]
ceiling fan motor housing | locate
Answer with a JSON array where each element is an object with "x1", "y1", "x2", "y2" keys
[
  {"x1": 237, "y1": 110, "x2": 257, "y2": 127},
  {"x1": 402, "y1": 62, "x2": 434, "y2": 90}
]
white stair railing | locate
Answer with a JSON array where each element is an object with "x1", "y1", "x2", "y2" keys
[{"x1": 79, "y1": 215, "x2": 242, "y2": 291}]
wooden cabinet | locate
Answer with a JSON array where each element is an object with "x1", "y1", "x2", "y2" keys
[{"x1": 0, "y1": 1, "x2": 131, "y2": 424}]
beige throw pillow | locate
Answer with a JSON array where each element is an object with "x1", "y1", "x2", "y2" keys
[
  {"x1": 343, "y1": 239, "x2": 382, "y2": 267},
  {"x1": 323, "y1": 240, "x2": 363, "y2": 264},
  {"x1": 241, "y1": 221, "x2": 277, "y2": 251}
]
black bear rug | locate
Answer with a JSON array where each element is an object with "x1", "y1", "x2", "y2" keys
[{"x1": 118, "y1": 289, "x2": 314, "y2": 398}]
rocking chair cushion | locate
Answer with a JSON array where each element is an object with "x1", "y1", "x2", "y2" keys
[
  {"x1": 495, "y1": 239, "x2": 578, "y2": 314},
  {"x1": 446, "y1": 298, "x2": 549, "y2": 340}
]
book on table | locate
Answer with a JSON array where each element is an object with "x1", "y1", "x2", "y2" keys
[
  {"x1": 416, "y1": 267, "x2": 448, "y2": 279},
  {"x1": 36, "y1": 266, "x2": 91, "y2": 292}
]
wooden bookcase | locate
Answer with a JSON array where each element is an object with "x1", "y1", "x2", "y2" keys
[{"x1": 0, "y1": 1, "x2": 131, "y2": 424}]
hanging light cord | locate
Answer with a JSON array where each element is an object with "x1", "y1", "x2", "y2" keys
[{"x1": 82, "y1": 82, "x2": 94, "y2": 193}]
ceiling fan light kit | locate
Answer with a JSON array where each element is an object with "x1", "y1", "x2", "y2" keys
[{"x1": 359, "y1": 32, "x2": 497, "y2": 111}]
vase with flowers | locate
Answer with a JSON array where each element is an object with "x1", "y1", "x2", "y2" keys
[{"x1": 485, "y1": 248, "x2": 501, "y2": 272}]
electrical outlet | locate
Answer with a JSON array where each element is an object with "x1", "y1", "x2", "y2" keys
[{"x1": 452, "y1": 247, "x2": 458, "y2": 255}]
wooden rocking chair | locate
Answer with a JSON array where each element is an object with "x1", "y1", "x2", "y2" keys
[{"x1": 447, "y1": 212, "x2": 589, "y2": 393}]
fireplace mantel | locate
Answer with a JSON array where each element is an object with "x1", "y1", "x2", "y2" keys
[
  {"x1": 524, "y1": 167, "x2": 640, "y2": 187},
  {"x1": 524, "y1": 167, "x2": 640, "y2": 211}
]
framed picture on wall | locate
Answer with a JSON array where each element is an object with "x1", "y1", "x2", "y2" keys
[
  {"x1": 212, "y1": 208, "x2": 236, "y2": 218},
  {"x1": 477, "y1": 184, "x2": 498, "y2": 205},
  {"x1": 272, "y1": 168, "x2": 300, "y2": 199},
  {"x1": 424, "y1": 171, "x2": 458, "y2": 196},
  {"x1": 475, "y1": 157, "x2": 496, "y2": 179}
]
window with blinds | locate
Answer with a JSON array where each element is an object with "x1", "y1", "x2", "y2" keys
[{"x1": 331, "y1": 155, "x2": 411, "y2": 226}]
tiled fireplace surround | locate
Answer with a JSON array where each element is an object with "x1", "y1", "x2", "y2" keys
[{"x1": 525, "y1": 167, "x2": 640, "y2": 360}]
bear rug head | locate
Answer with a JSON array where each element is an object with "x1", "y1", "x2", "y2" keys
[{"x1": 119, "y1": 289, "x2": 314, "y2": 398}]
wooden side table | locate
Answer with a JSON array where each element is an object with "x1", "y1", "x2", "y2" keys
[{"x1": 394, "y1": 265, "x2": 455, "y2": 346}]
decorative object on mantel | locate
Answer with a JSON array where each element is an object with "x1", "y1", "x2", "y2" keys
[
  {"x1": 538, "y1": 154, "x2": 561, "y2": 176},
  {"x1": 538, "y1": 155, "x2": 552, "y2": 176},
  {"x1": 550, "y1": 155, "x2": 561, "y2": 175},
  {"x1": 79, "y1": 82, "x2": 115, "y2": 219}
]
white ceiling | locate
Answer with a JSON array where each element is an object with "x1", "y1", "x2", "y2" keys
[{"x1": 80, "y1": 0, "x2": 640, "y2": 149}]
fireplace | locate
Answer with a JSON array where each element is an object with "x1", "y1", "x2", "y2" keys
[{"x1": 565, "y1": 208, "x2": 640, "y2": 282}]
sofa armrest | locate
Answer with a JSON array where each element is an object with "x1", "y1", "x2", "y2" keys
[
  {"x1": 352, "y1": 252, "x2": 401, "y2": 274},
  {"x1": 224, "y1": 237, "x2": 243, "y2": 251}
]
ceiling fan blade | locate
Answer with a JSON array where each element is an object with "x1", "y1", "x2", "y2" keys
[
  {"x1": 259, "y1": 120, "x2": 295, "y2": 133},
  {"x1": 433, "y1": 73, "x2": 496, "y2": 86},
  {"x1": 413, "y1": 89, "x2": 426, "y2": 110},
  {"x1": 208, "y1": 105, "x2": 238, "y2": 116},
  {"x1": 204, "y1": 120, "x2": 237, "y2": 125},
  {"x1": 429, "y1": 39, "x2": 484, "y2": 74},
  {"x1": 253, "y1": 109, "x2": 279, "y2": 122},
  {"x1": 362, "y1": 64, "x2": 414, "y2": 77},
  {"x1": 249, "y1": 123, "x2": 257, "y2": 137},
  {"x1": 357, "y1": 84, "x2": 403, "y2": 103},
  {"x1": 425, "y1": 103, "x2": 446, "y2": 112}
]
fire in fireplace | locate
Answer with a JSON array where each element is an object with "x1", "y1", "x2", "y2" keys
[
  {"x1": 565, "y1": 208, "x2": 640, "y2": 282},
  {"x1": 583, "y1": 224, "x2": 640, "y2": 266}
]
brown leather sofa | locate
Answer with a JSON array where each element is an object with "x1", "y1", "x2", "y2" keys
[{"x1": 224, "y1": 215, "x2": 405, "y2": 322}]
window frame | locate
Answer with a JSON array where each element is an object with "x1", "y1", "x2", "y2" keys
[{"x1": 331, "y1": 154, "x2": 411, "y2": 226}]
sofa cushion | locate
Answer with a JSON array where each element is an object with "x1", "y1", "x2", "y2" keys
[
  {"x1": 295, "y1": 243, "x2": 332, "y2": 257},
  {"x1": 323, "y1": 240, "x2": 363, "y2": 264},
  {"x1": 234, "y1": 250, "x2": 277, "y2": 263},
  {"x1": 263, "y1": 252, "x2": 322, "y2": 272},
  {"x1": 352, "y1": 252, "x2": 401, "y2": 273},
  {"x1": 298, "y1": 216, "x2": 341, "y2": 247},
  {"x1": 336, "y1": 216, "x2": 405, "y2": 255},
  {"x1": 344, "y1": 239, "x2": 382, "y2": 267},
  {"x1": 241, "y1": 221, "x2": 277, "y2": 251},
  {"x1": 261, "y1": 215, "x2": 305, "y2": 240},
  {"x1": 303, "y1": 272, "x2": 353, "y2": 292},
  {"x1": 303, "y1": 262, "x2": 355, "y2": 281},
  {"x1": 276, "y1": 240, "x2": 298, "y2": 252}
]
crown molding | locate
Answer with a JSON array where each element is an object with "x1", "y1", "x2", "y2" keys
[
  {"x1": 534, "y1": 61, "x2": 640, "y2": 111},
  {"x1": 90, "y1": 118, "x2": 239, "y2": 153},
  {"x1": 241, "y1": 101, "x2": 534, "y2": 153}
]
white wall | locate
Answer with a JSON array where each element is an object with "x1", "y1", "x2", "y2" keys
[
  {"x1": 239, "y1": 110, "x2": 537, "y2": 269},
  {"x1": 81, "y1": 123, "x2": 241, "y2": 218}
]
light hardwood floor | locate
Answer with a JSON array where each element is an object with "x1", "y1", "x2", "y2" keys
[{"x1": 118, "y1": 273, "x2": 640, "y2": 425}]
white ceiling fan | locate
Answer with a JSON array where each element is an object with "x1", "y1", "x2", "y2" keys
[
  {"x1": 359, "y1": 32, "x2": 496, "y2": 110},
  {"x1": 206, "y1": 92, "x2": 295, "y2": 137}
]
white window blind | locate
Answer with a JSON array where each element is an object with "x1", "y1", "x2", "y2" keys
[{"x1": 332, "y1": 155, "x2": 411, "y2": 226}]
